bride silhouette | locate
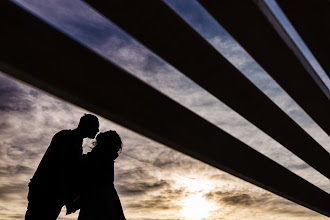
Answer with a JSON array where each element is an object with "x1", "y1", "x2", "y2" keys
[{"x1": 74, "y1": 130, "x2": 126, "y2": 220}]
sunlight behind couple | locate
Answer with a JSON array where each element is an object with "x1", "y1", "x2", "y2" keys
[
  {"x1": 180, "y1": 193, "x2": 217, "y2": 220},
  {"x1": 178, "y1": 178, "x2": 218, "y2": 219}
]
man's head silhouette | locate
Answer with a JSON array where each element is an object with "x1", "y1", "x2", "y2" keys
[{"x1": 77, "y1": 114, "x2": 99, "y2": 138}]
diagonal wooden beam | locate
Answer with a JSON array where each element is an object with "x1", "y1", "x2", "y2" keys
[
  {"x1": 198, "y1": 0, "x2": 330, "y2": 136},
  {"x1": 276, "y1": 0, "x2": 330, "y2": 78},
  {"x1": 82, "y1": 0, "x2": 330, "y2": 179},
  {"x1": 1, "y1": 1, "x2": 330, "y2": 217}
]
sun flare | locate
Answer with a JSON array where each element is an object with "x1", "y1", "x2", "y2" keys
[{"x1": 180, "y1": 193, "x2": 216, "y2": 219}]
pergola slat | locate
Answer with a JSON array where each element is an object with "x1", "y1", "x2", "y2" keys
[
  {"x1": 276, "y1": 0, "x2": 330, "y2": 78},
  {"x1": 83, "y1": 0, "x2": 330, "y2": 179},
  {"x1": 198, "y1": 0, "x2": 330, "y2": 136},
  {"x1": 1, "y1": 1, "x2": 330, "y2": 217}
]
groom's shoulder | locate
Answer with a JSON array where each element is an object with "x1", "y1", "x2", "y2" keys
[
  {"x1": 53, "y1": 129, "x2": 73, "y2": 140},
  {"x1": 55, "y1": 129, "x2": 71, "y2": 135}
]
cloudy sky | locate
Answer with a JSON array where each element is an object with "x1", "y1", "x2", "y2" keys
[{"x1": 1, "y1": 0, "x2": 329, "y2": 219}]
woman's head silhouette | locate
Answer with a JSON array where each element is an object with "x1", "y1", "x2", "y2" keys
[{"x1": 92, "y1": 130, "x2": 122, "y2": 160}]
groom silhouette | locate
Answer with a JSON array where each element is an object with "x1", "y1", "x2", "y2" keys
[{"x1": 25, "y1": 114, "x2": 99, "y2": 220}]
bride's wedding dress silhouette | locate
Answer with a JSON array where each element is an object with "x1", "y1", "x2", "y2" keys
[{"x1": 78, "y1": 131, "x2": 126, "y2": 220}]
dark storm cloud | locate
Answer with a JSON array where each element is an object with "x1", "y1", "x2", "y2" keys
[
  {"x1": 0, "y1": 183, "x2": 27, "y2": 199},
  {"x1": 148, "y1": 149, "x2": 218, "y2": 179},
  {"x1": 286, "y1": 163, "x2": 310, "y2": 170},
  {"x1": 126, "y1": 193, "x2": 182, "y2": 211},
  {"x1": 0, "y1": 213, "x2": 25, "y2": 220},
  {"x1": 3, "y1": 144, "x2": 39, "y2": 162},
  {"x1": 160, "y1": 188, "x2": 187, "y2": 200},
  {"x1": 206, "y1": 189, "x2": 318, "y2": 217},
  {"x1": 127, "y1": 199, "x2": 174, "y2": 210},
  {"x1": 209, "y1": 173, "x2": 236, "y2": 181},
  {"x1": 0, "y1": 121, "x2": 11, "y2": 132},
  {"x1": 6, "y1": 145, "x2": 28, "y2": 160},
  {"x1": 0, "y1": 205, "x2": 9, "y2": 210},
  {"x1": 8, "y1": 215, "x2": 25, "y2": 219},
  {"x1": 138, "y1": 148, "x2": 181, "y2": 170},
  {"x1": 6, "y1": 165, "x2": 34, "y2": 175},
  {"x1": 117, "y1": 180, "x2": 170, "y2": 196},
  {"x1": 0, "y1": 75, "x2": 34, "y2": 113},
  {"x1": 115, "y1": 167, "x2": 152, "y2": 181},
  {"x1": 147, "y1": 149, "x2": 195, "y2": 170},
  {"x1": 206, "y1": 189, "x2": 280, "y2": 207},
  {"x1": 221, "y1": 193, "x2": 266, "y2": 206},
  {"x1": 120, "y1": 146, "x2": 222, "y2": 184},
  {"x1": 0, "y1": 166, "x2": 9, "y2": 176},
  {"x1": 152, "y1": 158, "x2": 175, "y2": 169}
]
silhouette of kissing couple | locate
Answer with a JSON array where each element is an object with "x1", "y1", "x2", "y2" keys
[{"x1": 25, "y1": 114, "x2": 126, "y2": 220}]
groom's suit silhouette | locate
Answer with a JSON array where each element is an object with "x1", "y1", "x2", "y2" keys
[{"x1": 25, "y1": 114, "x2": 99, "y2": 220}]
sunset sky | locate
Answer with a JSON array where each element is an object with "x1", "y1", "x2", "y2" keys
[{"x1": 0, "y1": 0, "x2": 329, "y2": 219}]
